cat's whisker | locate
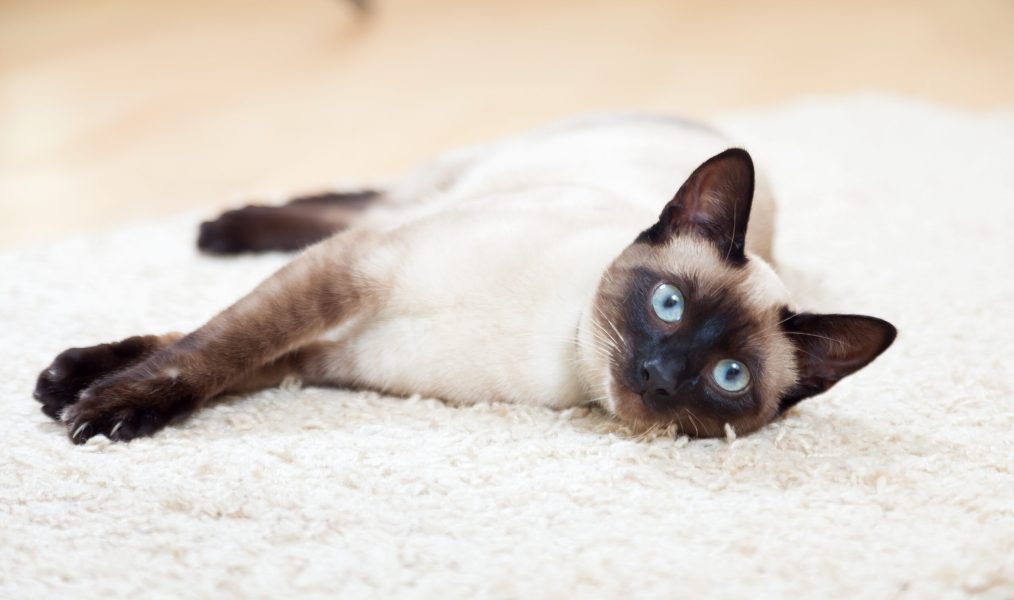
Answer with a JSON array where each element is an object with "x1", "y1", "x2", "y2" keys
[
  {"x1": 590, "y1": 307, "x2": 621, "y2": 344},
  {"x1": 674, "y1": 414, "x2": 685, "y2": 437},
  {"x1": 590, "y1": 319, "x2": 618, "y2": 349},
  {"x1": 751, "y1": 330, "x2": 848, "y2": 358},
  {"x1": 592, "y1": 321, "x2": 624, "y2": 358},
  {"x1": 781, "y1": 331, "x2": 847, "y2": 350},
  {"x1": 635, "y1": 422, "x2": 658, "y2": 442},
  {"x1": 591, "y1": 330, "x2": 619, "y2": 352},
  {"x1": 751, "y1": 329, "x2": 842, "y2": 347},
  {"x1": 752, "y1": 313, "x2": 796, "y2": 337},
  {"x1": 587, "y1": 330, "x2": 620, "y2": 361},
  {"x1": 604, "y1": 316, "x2": 629, "y2": 351},
  {"x1": 685, "y1": 410, "x2": 703, "y2": 438},
  {"x1": 579, "y1": 331, "x2": 616, "y2": 359}
]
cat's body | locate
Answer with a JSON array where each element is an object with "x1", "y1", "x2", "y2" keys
[
  {"x1": 35, "y1": 114, "x2": 895, "y2": 443},
  {"x1": 319, "y1": 115, "x2": 774, "y2": 409}
]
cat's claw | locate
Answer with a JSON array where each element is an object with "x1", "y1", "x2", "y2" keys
[
  {"x1": 59, "y1": 370, "x2": 202, "y2": 444},
  {"x1": 70, "y1": 420, "x2": 91, "y2": 444},
  {"x1": 33, "y1": 335, "x2": 168, "y2": 440},
  {"x1": 34, "y1": 338, "x2": 154, "y2": 422}
]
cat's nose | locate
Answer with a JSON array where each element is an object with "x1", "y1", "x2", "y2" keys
[{"x1": 641, "y1": 357, "x2": 678, "y2": 397}]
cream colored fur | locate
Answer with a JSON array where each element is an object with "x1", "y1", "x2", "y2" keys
[
  {"x1": 3, "y1": 96, "x2": 1012, "y2": 597},
  {"x1": 322, "y1": 116, "x2": 781, "y2": 417}
]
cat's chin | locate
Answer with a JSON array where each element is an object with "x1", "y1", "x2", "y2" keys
[
  {"x1": 607, "y1": 381, "x2": 728, "y2": 438},
  {"x1": 608, "y1": 385, "x2": 657, "y2": 427}
]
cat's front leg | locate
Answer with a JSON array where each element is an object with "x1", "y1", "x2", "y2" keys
[
  {"x1": 59, "y1": 354, "x2": 204, "y2": 443},
  {"x1": 33, "y1": 333, "x2": 181, "y2": 422},
  {"x1": 50, "y1": 235, "x2": 370, "y2": 443},
  {"x1": 37, "y1": 339, "x2": 345, "y2": 443}
]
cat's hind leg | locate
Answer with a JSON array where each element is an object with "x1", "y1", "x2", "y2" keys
[
  {"x1": 195, "y1": 140, "x2": 503, "y2": 256},
  {"x1": 197, "y1": 190, "x2": 381, "y2": 255}
]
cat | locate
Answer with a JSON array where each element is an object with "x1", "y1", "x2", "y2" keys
[{"x1": 33, "y1": 113, "x2": 896, "y2": 443}]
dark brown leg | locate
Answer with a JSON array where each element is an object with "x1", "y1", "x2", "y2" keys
[
  {"x1": 35, "y1": 336, "x2": 341, "y2": 441},
  {"x1": 42, "y1": 233, "x2": 364, "y2": 443},
  {"x1": 215, "y1": 342, "x2": 337, "y2": 395},
  {"x1": 197, "y1": 190, "x2": 381, "y2": 255},
  {"x1": 33, "y1": 333, "x2": 182, "y2": 422}
]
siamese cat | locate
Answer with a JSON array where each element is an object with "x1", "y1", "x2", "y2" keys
[{"x1": 34, "y1": 114, "x2": 896, "y2": 444}]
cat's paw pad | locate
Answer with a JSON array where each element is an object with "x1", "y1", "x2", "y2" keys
[
  {"x1": 62, "y1": 372, "x2": 202, "y2": 444},
  {"x1": 34, "y1": 336, "x2": 159, "y2": 421}
]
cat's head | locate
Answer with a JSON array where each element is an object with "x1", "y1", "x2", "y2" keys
[{"x1": 583, "y1": 148, "x2": 896, "y2": 437}]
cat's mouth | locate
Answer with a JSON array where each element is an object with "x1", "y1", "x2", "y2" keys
[
  {"x1": 607, "y1": 381, "x2": 647, "y2": 422},
  {"x1": 610, "y1": 379, "x2": 684, "y2": 428},
  {"x1": 607, "y1": 376, "x2": 725, "y2": 437}
]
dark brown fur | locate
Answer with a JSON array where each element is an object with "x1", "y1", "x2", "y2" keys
[
  {"x1": 39, "y1": 228, "x2": 374, "y2": 443},
  {"x1": 776, "y1": 310, "x2": 898, "y2": 413},
  {"x1": 34, "y1": 334, "x2": 176, "y2": 421},
  {"x1": 197, "y1": 190, "x2": 380, "y2": 254},
  {"x1": 611, "y1": 267, "x2": 769, "y2": 430},
  {"x1": 589, "y1": 149, "x2": 896, "y2": 436},
  {"x1": 636, "y1": 148, "x2": 754, "y2": 266}
]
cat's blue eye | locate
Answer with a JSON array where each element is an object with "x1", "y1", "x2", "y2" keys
[
  {"x1": 712, "y1": 359, "x2": 751, "y2": 393},
  {"x1": 651, "y1": 283, "x2": 685, "y2": 323}
]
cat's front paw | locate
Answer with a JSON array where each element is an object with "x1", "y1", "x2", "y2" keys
[
  {"x1": 34, "y1": 336, "x2": 162, "y2": 421},
  {"x1": 61, "y1": 369, "x2": 203, "y2": 444}
]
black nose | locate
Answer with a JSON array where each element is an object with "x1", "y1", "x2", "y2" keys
[{"x1": 641, "y1": 357, "x2": 678, "y2": 397}]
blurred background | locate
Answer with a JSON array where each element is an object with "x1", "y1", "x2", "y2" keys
[{"x1": 2, "y1": 0, "x2": 1012, "y2": 248}]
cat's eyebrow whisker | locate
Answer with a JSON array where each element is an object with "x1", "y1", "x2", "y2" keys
[
  {"x1": 781, "y1": 331, "x2": 847, "y2": 350},
  {"x1": 752, "y1": 314, "x2": 796, "y2": 337},
  {"x1": 724, "y1": 207, "x2": 738, "y2": 262},
  {"x1": 753, "y1": 330, "x2": 847, "y2": 352},
  {"x1": 743, "y1": 330, "x2": 830, "y2": 363},
  {"x1": 752, "y1": 316, "x2": 849, "y2": 352}
]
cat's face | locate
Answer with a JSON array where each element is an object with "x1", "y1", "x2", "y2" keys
[{"x1": 583, "y1": 149, "x2": 896, "y2": 437}]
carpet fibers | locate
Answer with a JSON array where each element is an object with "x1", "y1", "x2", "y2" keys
[{"x1": 2, "y1": 96, "x2": 1012, "y2": 598}]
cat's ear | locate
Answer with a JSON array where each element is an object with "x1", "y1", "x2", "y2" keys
[
  {"x1": 639, "y1": 148, "x2": 755, "y2": 265},
  {"x1": 778, "y1": 312, "x2": 898, "y2": 413}
]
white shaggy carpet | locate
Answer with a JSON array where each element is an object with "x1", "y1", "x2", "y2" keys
[{"x1": 2, "y1": 96, "x2": 1013, "y2": 599}]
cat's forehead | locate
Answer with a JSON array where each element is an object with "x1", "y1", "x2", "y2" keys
[{"x1": 612, "y1": 237, "x2": 791, "y2": 312}]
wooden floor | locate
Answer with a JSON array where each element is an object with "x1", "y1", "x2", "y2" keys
[{"x1": 2, "y1": 0, "x2": 1013, "y2": 247}]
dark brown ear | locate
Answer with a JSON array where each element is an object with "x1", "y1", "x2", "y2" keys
[
  {"x1": 638, "y1": 148, "x2": 755, "y2": 265},
  {"x1": 778, "y1": 312, "x2": 898, "y2": 413}
]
